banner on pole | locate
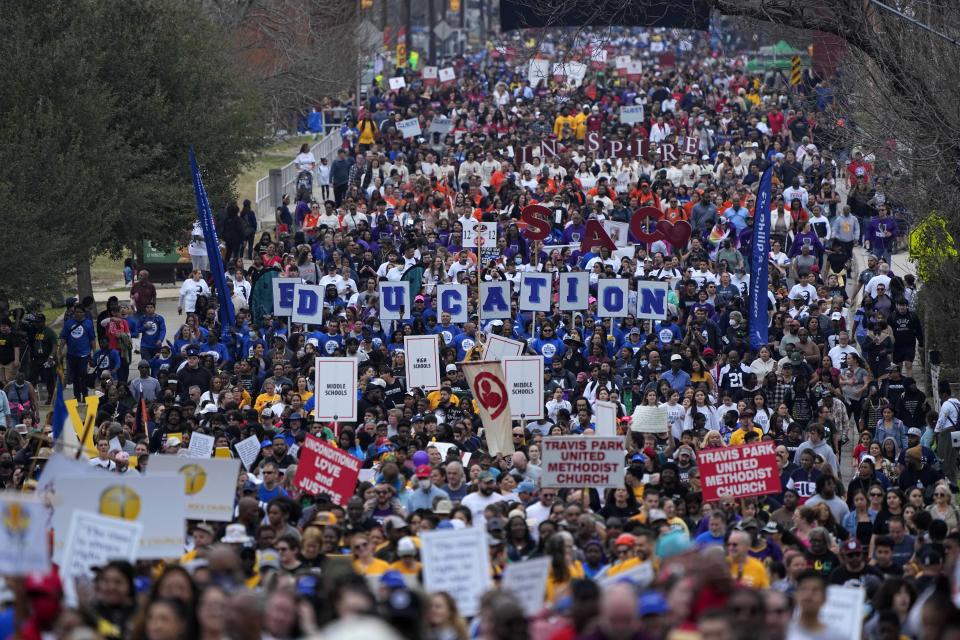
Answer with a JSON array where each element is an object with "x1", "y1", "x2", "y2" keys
[
  {"x1": 698, "y1": 441, "x2": 779, "y2": 502},
  {"x1": 314, "y1": 358, "x2": 358, "y2": 421},
  {"x1": 541, "y1": 437, "x2": 624, "y2": 488}
]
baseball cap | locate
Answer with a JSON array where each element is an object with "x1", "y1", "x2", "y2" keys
[
  {"x1": 830, "y1": 312, "x2": 842, "y2": 321},
  {"x1": 415, "y1": 464, "x2": 431, "y2": 479},
  {"x1": 446, "y1": 364, "x2": 458, "y2": 373},
  {"x1": 614, "y1": 533, "x2": 636, "y2": 547},
  {"x1": 166, "y1": 436, "x2": 182, "y2": 447},
  {"x1": 702, "y1": 348, "x2": 715, "y2": 357},
  {"x1": 907, "y1": 427, "x2": 923, "y2": 437},
  {"x1": 638, "y1": 592, "x2": 669, "y2": 617},
  {"x1": 397, "y1": 537, "x2": 418, "y2": 557},
  {"x1": 648, "y1": 509, "x2": 668, "y2": 523},
  {"x1": 380, "y1": 570, "x2": 406, "y2": 589},
  {"x1": 260, "y1": 439, "x2": 274, "y2": 449},
  {"x1": 478, "y1": 471, "x2": 495, "y2": 482},
  {"x1": 670, "y1": 354, "x2": 682, "y2": 362},
  {"x1": 841, "y1": 539, "x2": 863, "y2": 555},
  {"x1": 518, "y1": 481, "x2": 536, "y2": 494}
]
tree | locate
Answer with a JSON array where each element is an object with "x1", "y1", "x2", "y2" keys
[{"x1": 0, "y1": 0, "x2": 265, "y2": 306}]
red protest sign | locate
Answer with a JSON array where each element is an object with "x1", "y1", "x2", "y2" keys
[
  {"x1": 698, "y1": 442, "x2": 779, "y2": 503},
  {"x1": 294, "y1": 434, "x2": 361, "y2": 506}
]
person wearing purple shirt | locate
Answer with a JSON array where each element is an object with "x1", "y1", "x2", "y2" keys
[
  {"x1": 562, "y1": 211, "x2": 586, "y2": 245},
  {"x1": 789, "y1": 226, "x2": 823, "y2": 258},
  {"x1": 866, "y1": 210, "x2": 898, "y2": 264}
]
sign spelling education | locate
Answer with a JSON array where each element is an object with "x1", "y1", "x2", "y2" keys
[
  {"x1": 698, "y1": 441, "x2": 779, "y2": 502},
  {"x1": 294, "y1": 434, "x2": 362, "y2": 506},
  {"x1": 541, "y1": 437, "x2": 624, "y2": 488}
]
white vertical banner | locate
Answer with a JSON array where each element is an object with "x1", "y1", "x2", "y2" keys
[
  {"x1": 461, "y1": 361, "x2": 514, "y2": 457},
  {"x1": 502, "y1": 557, "x2": 551, "y2": 616},
  {"x1": 314, "y1": 357, "x2": 358, "y2": 421},
  {"x1": 636, "y1": 280, "x2": 670, "y2": 320},
  {"x1": 528, "y1": 58, "x2": 551, "y2": 88},
  {"x1": 503, "y1": 356, "x2": 544, "y2": 420},
  {"x1": 378, "y1": 281, "x2": 410, "y2": 320},
  {"x1": 437, "y1": 284, "x2": 468, "y2": 323},
  {"x1": 597, "y1": 278, "x2": 630, "y2": 317},
  {"x1": 479, "y1": 281, "x2": 511, "y2": 320},
  {"x1": 558, "y1": 272, "x2": 590, "y2": 311},
  {"x1": 292, "y1": 284, "x2": 325, "y2": 324},
  {"x1": 594, "y1": 400, "x2": 617, "y2": 437},
  {"x1": 404, "y1": 335, "x2": 441, "y2": 391},
  {"x1": 519, "y1": 272, "x2": 552, "y2": 312},
  {"x1": 421, "y1": 526, "x2": 491, "y2": 617},
  {"x1": 272, "y1": 277, "x2": 300, "y2": 316}
]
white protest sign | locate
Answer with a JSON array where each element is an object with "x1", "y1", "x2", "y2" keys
[
  {"x1": 52, "y1": 473, "x2": 185, "y2": 561},
  {"x1": 502, "y1": 557, "x2": 550, "y2": 615},
  {"x1": 235, "y1": 435, "x2": 261, "y2": 472},
  {"x1": 146, "y1": 455, "x2": 241, "y2": 522},
  {"x1": 379, "y1": 281, "x2": 410, "y2": 320},
  {"x1": 397, "y1": 117, "x2": 422, "y2": 138},
  {"x1": 388, "y1": 76, "x2": 406, "y2": 90},
  {"x1": 421, "y1": 526, "x2": 491, "y2": 617},
  {"x1": 558, "y1": 272, "x2": 590, "y2": 311},
  {"x1": 597, "y1": 278, "x2": 630, "y2": 317},
  {"x1": 482, "y1": 334, "x2": 525, "y2": 361},
  {"x1": 187, "y1": 432, "x2": 215, "y2": 458},
  {"x1": 594, "y1": 400, "x2": 618, "y2": 437},
  {"x1": 503, "y1": 356, "x2": 544, "y2": 420},
  {"x1": 528, "y1": 58, "x2": 551, "y2": 88},
  {"x1": 292, "y1": 284, "x2": 325, "y2": 324},
  {"x1": 615, "y1": 55, "x2": 631, "y2": 68},
  {"x1": 272, "y1": 277, "x2": 300, "y2": 316},
  {"x1": 590, "y1": 48, "x2": 607, "y2": 65},
  {"x1": 421, "y1": 66, "x2": 438, "y2": 84},
  {"x1": 630, "y1": 405, "x2": 669, "y2": 433},
  {"x1": 437, "y1": 284, "x2": 468, "y2": 323},
  {"x1": 620, "y1": 105, "x2": 645, "y2": 124},
  {"x1": 819, "y1": 586, "x2": 865, "y2": 640},
  {"x1": 541, "y1": 436, "x2": 625, "y2": 489},
  {"x1": 463, "y1": 219, "x2": 497, "y2": 248},
  {"x1": 602, "y1": 221, "x2": 630, "y2": 247},
  {"x1": 479, "y1": 281, "x2": 511, "y2": 321},
  {"x1": 430, "y1": 116, "x2": 454, "y2": 135},
  {"x1": 563, "y1": 61, "x2": 587, "y2": 87},
  {"x1": 0, "y1": 494, "x2": 50, "y2": 576},
  {"x1": 519, "y1": 272, "x2": 552, "y2": 312},
  {"x1": 314, "y1": 357, "x2": 358, "y2": 421},
  {"x1": 431, "y1": 441, "x2": 458, "y2": 461},
  {"x1": 61, "y1": 510, "x2": 142, "y2": 607},
  {"x1": 438, "y1": 67, "x2": 456, "y2": 84},
  {"x1": 636, "y1": 280, "x2": 670, "y2": 321},
  {"x1": 626, "y1": 60, "x2": 643, "y2": 79},
  {"x1": 404, "y1": 335, "x2": 441, "y2": 391}
]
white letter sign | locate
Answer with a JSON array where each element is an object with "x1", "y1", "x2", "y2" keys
[
  {"x1": 397, "y1": 117, "x2": 422, "y2": 138},
  {"x1": 404, "y1": 335, "x2": 441, "y2": 391},
  {"x1": 479, "y1": 281, "x2": 511, "y2": 320},
  {"x1": 636, "y1": 280, "x2": 669, "y2": 320},
  {"x1": 503, "y1": 356, "x2": 544, "y2": 420},
  {"x1": 292, "y1": 284, "x2": 325, "y2": 325},
  {"x1": 597, "y1": 278, "x2": 629, "y2": 317},
  {"x1": 421, "y1": 526, "x2": 491, "y2": 617},
  {"x1": 519, "y1": 272, "x2": 551, "y2": 312},
  {"x1": 314, "y1": 357, "x2": 358, "y2": 421},
  {"x1": 379, "y1": 281, "x2": 410, "y2": 320},
  {"x1": 437, "y1": 283, "x2": 468, "y2": 323},
  {"x1": 558, "y1": 272, "x2": 589, "y2": 311}
]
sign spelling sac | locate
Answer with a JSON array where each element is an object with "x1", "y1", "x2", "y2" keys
[
  {"x1": 294, "y1": 435, "x2": 362, "y2": 506},
  {"x1": 541, "y1": 437, "x2": 625, "y2": 488},
  {"x1": 698, "y1": 441, "x2": 779, "y2": 502},
  {"x1": 520, "y1": 204, "x2": 693, "y2": 254}
]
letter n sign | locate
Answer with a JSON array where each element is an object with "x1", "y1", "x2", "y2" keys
[
  {"x1": 519, "y1": 273, "x2": 551, "y2": 312},
  {"x1": 636, "y1": 281, "x2": 669, "y2": 320},
  {"x1": 597, "y1": 279, "x2": 629, "y2": 318}
]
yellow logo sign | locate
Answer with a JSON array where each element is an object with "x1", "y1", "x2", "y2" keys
[
  {"x1": 179, "y1": 464, "x2": 207, "y2": 495},
  {"x1": 2, "y1": 502, "x2": 30, "y2": 537},
  {"x1": 99, "y1": 486, "x2": 141, "y2": 520}
]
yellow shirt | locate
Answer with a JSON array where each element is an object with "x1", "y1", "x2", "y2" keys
[
  {"x1": 730, "y1": 556, "x2": 770, "y2": 589},
  {"x1": 553, "y1": 115, "x2": 575, "y2": 138},
  {"x1": 426, "y1": 390, "x2": 460, "y2": 410},
  {"x1": 545, "y1": 560, "x2": 585, "y2": 603},
  {"x1": 254, "y1": 392, "x2": 280, "y2": 413},
  {"x1": 353, "y1": 557, "x2": 391, "y2": 576},
  {"x1": 388, "y1": 559, "x2": 422, "y2": 575},
  {"x1": 573, "y1": 112, "x2": 588, "y2": 139},
  {"x1": 359, "y1": 120, "x2": 378, "y2": 145},
  {"x1": 728, "y1": 426, "x2": 763, "y2": 446},
  {"x1": 606, "y1": 556, "x2": 640, "y2": 578}
]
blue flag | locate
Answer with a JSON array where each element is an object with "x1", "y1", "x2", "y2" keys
[
  {"x1": 51, "y1": 375, "x2": 69, "y2": 441},
  {"x1": 189, "y1": 148, "x2": 236, "y2": 330},
  {"x1": 748, "y1": 166, "x2": 774, "y2": 351}
]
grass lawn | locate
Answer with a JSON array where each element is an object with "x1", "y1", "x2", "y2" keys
[{"x1": 235, "y1": 134, "x2": 317, "y2": 209}]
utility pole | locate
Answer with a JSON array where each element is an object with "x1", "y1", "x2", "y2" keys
[
  {"x1": 459, "y1": 0, "x2": 465, "y2": 55},
  {"x1": 404, "y1": 0, "x2": 412, "y2": 53},
  {"x1": 428, "y1": 0, "x2": 436, "y2": 65}
]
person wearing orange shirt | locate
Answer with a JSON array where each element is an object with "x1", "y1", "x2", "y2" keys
[
  {"x1": 662, "y1": 196, "x2": 688, "y2": 222},
  {"x1": 637, "y1": 181, "x2": 661, "y2": 210}
]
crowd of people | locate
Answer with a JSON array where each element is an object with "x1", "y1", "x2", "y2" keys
[{"x1": 0, "y1": 22, "x2": 953, "y2": 640}]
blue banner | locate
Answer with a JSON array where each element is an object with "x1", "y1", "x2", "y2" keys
[
  {"x1": 52, "y1": 375, "x2": 68, "y2": 441},
  {"x1": 748, "y1": 166, "x2": 774, "y2": 351},
  {"x1": 189, "y1": 148, "x2": 236, "y2": 330}
]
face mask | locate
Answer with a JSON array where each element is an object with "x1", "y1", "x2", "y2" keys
[{"x1": 418, "y1": 479, "x2": 432, "y2": 491}]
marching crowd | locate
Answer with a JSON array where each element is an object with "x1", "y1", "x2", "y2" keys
[{"x1": 0, "y1": 22, "x2": 952, "y2": 640}]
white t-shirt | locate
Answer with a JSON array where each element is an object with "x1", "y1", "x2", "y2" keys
[
  {"x1": 295, "y1": 152, "x2": 317, "y2": 172},
  {"x1": 460, "y1": 491, "x2": 507, "y2": 527}
]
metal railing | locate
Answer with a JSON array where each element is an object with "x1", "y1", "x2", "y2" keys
[{"x1": 255, "y1": 128, "x2": 343, "y2": 227}]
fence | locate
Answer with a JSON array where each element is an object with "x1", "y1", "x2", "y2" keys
[{"x1": 255, "y1": 128, "x2": 343, "y2": 227}]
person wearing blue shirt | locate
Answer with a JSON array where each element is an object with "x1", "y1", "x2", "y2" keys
[
  {"x1": 91, "y1": 338, "x2": 122, "y2": 382},
  {"x1": 149, "y1": 345, "x2": 174, "y2": 377},
  {"x1": 60, "y1": 305, "x2": 96, "y2": 400},
  {"x1": 723, "y1": 196, "x2": 750, "y2": 233},
  {"x1": 654, "y1": 315, "x2": 684, "y2": 350},
  {"x1": 201, "y1": 332, "x2": 232, "y2": 368},
  {"x1": 451, "y1": 322, "x2": 480, "y2": 360},
  {"x1": 661, "y1": 354, "x2": 692, "y2": 392},
  {"x1": 529, "y1": 322, "x2": 565, "y2": 365},
  {"x1": 138, "y1": 302, "x2": 167, "y2": 359},
  {"x1": 431, "y1": 312, "x2": 462, "y2": 345}
]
